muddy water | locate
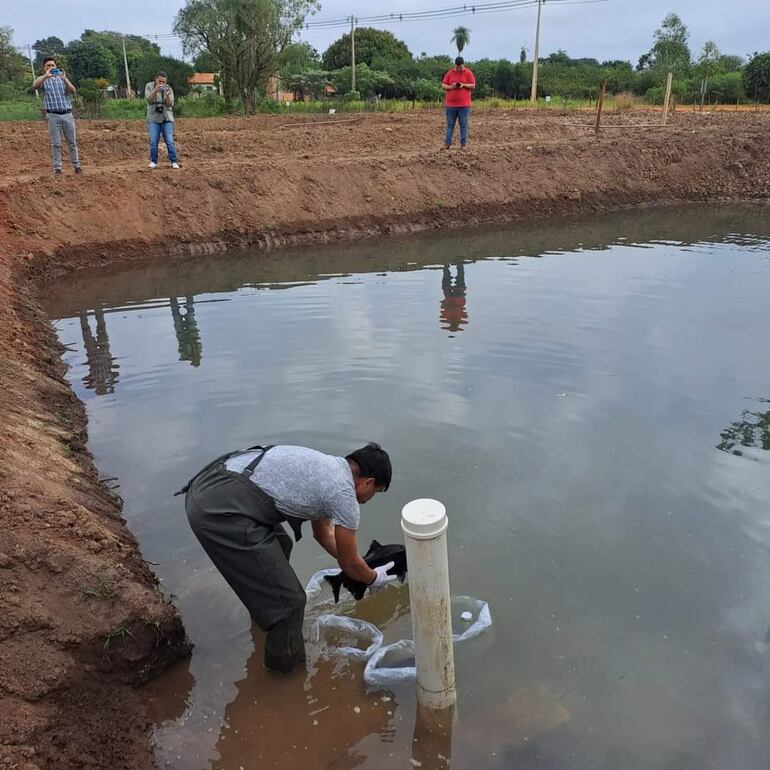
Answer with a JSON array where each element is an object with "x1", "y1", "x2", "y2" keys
[{"x1": 47, "y1": 205, "x2": 770, "y2": 770}]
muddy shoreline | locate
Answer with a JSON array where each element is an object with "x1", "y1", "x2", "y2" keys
[{"x1": 1, "y1": 109, "x2": 769, "y2": 769}]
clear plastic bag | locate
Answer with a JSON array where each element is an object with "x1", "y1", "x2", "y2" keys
[
  {"x1": 363, "y1": 639, "x2": 416, "y2": 687},
  {"x1": 304, "y1": 568, "x2": 344, "y2": 600},
  {"x1": 310, "y1": 614, "x2": 383, "y2": 661},
  {"x1": 452, "y1": 595, "x2": 493, "y2": 643}
]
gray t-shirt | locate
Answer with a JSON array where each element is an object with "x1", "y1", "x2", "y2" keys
[
  {"x1": 145, "y1": 81, "x2": 174, "y2": 123},
  {"x1": 225, "y1": 445, "x2": 360, "y2": 530}
]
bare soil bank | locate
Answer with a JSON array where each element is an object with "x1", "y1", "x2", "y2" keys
[{"x1": 0, "y1": 109, "x2": 768, "y2": 769}]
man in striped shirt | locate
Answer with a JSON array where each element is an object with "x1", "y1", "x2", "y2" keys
[{"x1": 32, "y1": 57, "x2": 82, "y2": 176}]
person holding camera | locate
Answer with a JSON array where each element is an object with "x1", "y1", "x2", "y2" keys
[
  {"x1": 32, "y1": 57, "x2": 82, "y2": 176},
  {"x1": 145, "y1": 72, "x2": 180, "y2": 169},
  {"x1": 441, "y1": 56, "x2": 476, "y2": 150}
]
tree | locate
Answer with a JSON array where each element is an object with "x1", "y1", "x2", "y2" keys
[
  {"x1": 0, "y1": 27, "x2": 29, "y2": 97},
  {"x1": 451, "y1": 26, "x2": 471, "y2": 55},
  {"x1": 65, "y1": 40, "x2": 117, "y2": 85},
  {"x1": 322, "y1": 28, "x2": 411, "y2": 71},
  {"x1": 278, "y1": 41, "x2": 319, "y2": 76},
  {"x1": 134, "y1": 56, "x2": 195, "y2": 97},
  {"x1": 744, "y1": 52, "x2": 770, "y2": 102},
  {"x1": 175, "y1": 0, "x2": 319, "y2": 114},
  {"x1": 193, "y1": 50, "x2": 221, "y2": 72},
  {"x1": 32, "y1": 36, "x2": 66, "y2": 70},
  {"x1": 696, "y1": 41, "x2": 721, "y2": 80},
  {"x1": 330, "y1": 63, "x2": 395, "y2": 99},
  {"x1": 643, "y1": 13, "x2": 691, "y2": 76}
]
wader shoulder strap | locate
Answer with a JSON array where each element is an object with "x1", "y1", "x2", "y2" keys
[
  {"x1": 241, "y1": 445, "x2": 305, "y2": 542},
  {"x1": 241, "y1": 445, "x2": 274, "y2": 476},
  {"x1": 173, "y1": 444, "x2": 274, "y2": 497}
]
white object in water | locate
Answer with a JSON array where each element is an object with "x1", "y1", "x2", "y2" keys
[
  {"x1": 460, "y1": 611, "x2": 473, "y2": 622},
  {"x1": 401, "y1": 498, "x2": 456, "y2": 710}
]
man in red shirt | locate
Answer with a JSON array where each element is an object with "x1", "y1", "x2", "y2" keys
[{"x1": 441, "y1": 56, "x2": 476, "y2": 149}]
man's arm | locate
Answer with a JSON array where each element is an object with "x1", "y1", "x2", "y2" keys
[
  {"x1": 146, "y1": 84, "x2": 160, "y2": 104},
  {"x1": 311, "y1": 518, "x2": 338, "y2": 558},
  {"x1": 32, "y1": 73, "x2": 49, "y2": 90},
  {"x1": 334, "y1": 526, "x2": 377, "y2": 584},
  {"x1": 164, "y1": 88, "x2": 174, "y2": 107},
  {"x1": 61, "y1": 72, "x2": 76, "y2": 94}
]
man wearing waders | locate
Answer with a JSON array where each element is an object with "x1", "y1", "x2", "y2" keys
[{"x1": 180, "y1": 442, "x2": 395, "y2": 674}]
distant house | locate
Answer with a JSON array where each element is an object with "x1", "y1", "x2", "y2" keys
[
  {"x1": 267, "y1": 73, "x2": 337, "y2": 103},
  {"x1": 188, "y1": 73, "x2": 219, "y2": 93}
]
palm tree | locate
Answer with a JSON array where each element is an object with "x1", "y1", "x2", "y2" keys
[{"x1": 451, "y1": 27, "x2": 471, "y2": 55}]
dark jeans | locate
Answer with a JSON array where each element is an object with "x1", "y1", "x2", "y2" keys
[
  {"x1": 185, "y1": 461, "x2": 306, "y2": 674},
  {"x1": 444, "y1": 107, "x2": 470, "y2": 146}
]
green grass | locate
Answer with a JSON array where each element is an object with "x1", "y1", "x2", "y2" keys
[
  {"x1": 103, "y1": 624, "x2": 135, "y2": 651},
  {"x1": 81, "y1": 574, "x2": 117, "y2": 601},
  {"x1": 0, "y1": 100, "x2": 41, "y2": 121}
]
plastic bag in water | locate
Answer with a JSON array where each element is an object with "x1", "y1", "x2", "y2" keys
[
  {"x1": 363, "y1": 639, "x2": 416, "y2": 687},
  {"x1": 451, "y1": 595, "x2": 492, "y2": 643},
  {"x1": 310, "y1": 614, "x2": 383, "y2": 661},
  {"x1": 305, "y1": 568, "x2": 345, "y2": 600}
]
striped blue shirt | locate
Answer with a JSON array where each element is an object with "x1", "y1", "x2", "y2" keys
[{"x1": 41, "y1": 76, "x2": 72, "y2": 112}]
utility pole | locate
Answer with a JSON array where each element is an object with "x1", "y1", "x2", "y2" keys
[
  {"x1": 27, "y1": 45, "x2": 39, "y2": 99},
  {"x1": 529, "y1": 0, "x2": 543, "y2": 105},
  {"x1": 350, "y1": 15, "x2": 357, "y2": 94},
  {"x1": 121, "y1": 35, "x2": 133, "y2": 98}
]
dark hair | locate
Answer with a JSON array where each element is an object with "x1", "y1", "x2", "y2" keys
[
  {"x1": 156, "y1": 71, "x2": 168, "y2": 78},
  {"x1": 455, "y1": 56, "x2": 464, "y2": 66},
  {"x1": 43, "y1": 57, "x2": 56, "y2": 67},
  {"x1": 346, "y1": 442, "x2": 392, "y2": 490}
]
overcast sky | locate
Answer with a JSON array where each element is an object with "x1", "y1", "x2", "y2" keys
[{"x1": 7, "y1": 0, "x2": 769, "y2": 66}]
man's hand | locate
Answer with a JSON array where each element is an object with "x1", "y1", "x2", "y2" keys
[{"x1": 368, "y1": 561, "x2": 396, "y2": 593}]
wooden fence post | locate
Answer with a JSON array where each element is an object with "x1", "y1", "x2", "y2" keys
[
  {"x1": 594, "y1": 80, "x2": 607, "y2": 136},
  {"x1": 661, "y1": 72, "x2": 673, "y2": 126}
]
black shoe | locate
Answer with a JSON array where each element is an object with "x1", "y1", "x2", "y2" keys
[
  {"x1": 54, "y1": 169, "x2": 62, "y2": 176},
  {"x1": 74, "y1": 166, "x2": 82, "y2": 174}
]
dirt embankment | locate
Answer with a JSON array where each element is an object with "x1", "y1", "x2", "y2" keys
[{"x1": 0, "y1": 109, "x2": 769, "y2": 769}]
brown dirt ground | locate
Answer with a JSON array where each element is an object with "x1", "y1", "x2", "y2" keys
[{"x1": 0, "y1": 109, "x2": 769, "y2": 769}]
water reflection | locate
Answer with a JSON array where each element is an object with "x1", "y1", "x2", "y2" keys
[
  {"x1": 412, "y1": 704, "x2": 454, "y2": 770},
  {"x1": 213, "y1": 627, "x2": 394, "y2": 770},
  {"x1": 440, "y1": 262, "x2": 468, "y2": 335},
  {"x1": 79, "y1": 310, "x2": 119, "y2": 394},
  {"x1": 169, "y1": 295, "x2": 203, "y2": 367},
  {"x1": 717, "y1": 397, "x2": 770, "y2": 455}
]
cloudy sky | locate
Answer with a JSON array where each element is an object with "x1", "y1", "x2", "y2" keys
[{"x1": 7, "y1": 0, "x2": 768, "y2": 66}]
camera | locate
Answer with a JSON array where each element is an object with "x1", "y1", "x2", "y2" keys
[
  {"x1": 50, "y1": 68, "x2": 62, "y2": 76},
  {"x1": 454, "y1": 82, "x2": 462, "y2": 89},
  {"x1": 154, "y1": 104, "x2": 164, "y2": 114}
]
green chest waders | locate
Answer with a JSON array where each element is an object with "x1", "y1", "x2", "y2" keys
[{"x1": 182, "y1": 446, "x2": 307, "y2": 674}]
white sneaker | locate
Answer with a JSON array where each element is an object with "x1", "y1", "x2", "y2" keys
[
  {"x1": 148, "y1": 162, "x2": 157, "y2": 169},
  {"x1": 171, "y1": 162, "x2": 180, "y2": 169}
]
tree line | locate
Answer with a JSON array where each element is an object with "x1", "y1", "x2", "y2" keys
[{"x1": 1, "y1": 5, "x2": 769, "y2": 113}]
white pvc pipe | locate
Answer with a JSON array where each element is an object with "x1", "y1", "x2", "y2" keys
[{"x1": 401, "y1": 498, "x2": 456, "y2": 710}]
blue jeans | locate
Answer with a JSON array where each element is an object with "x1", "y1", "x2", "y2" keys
[
  {"x1": 444, "y1": 107, "x2": 470, "y2": 146},
  {"x1": 148, "y1": 120, "x2": 178, "y2": 164}
]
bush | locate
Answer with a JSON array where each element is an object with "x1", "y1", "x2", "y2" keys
[
  {"x1": 412, "y1": 78, "x2": 442, "y2": 102},
  {"x1": 613, "y1": 92, "x2": 637, "y2": 110},
  {"x1": 344, "y1": 90, "x2": 361, "y2": 101},
  {"x1": 77, "y1": 78, "x2": 106, "y2": 117}
]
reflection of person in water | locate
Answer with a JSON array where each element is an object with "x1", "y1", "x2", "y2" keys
[
  {"x1": 79, "y1": 310, "x2": 119, "y2": 395},
  {"x1": 213, "y1": 626, "x2": 394, "y2": 770},
  {"x1": 440, "y1": 262, "x2": 468, "y2": 334},
  {"x1": 170, "y1": 295, "x2": 202, "y2": 367}
]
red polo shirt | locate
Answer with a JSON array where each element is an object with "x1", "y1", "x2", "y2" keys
[{"x1": 442, "y1": 67, "x2": 475, "y2": 108}]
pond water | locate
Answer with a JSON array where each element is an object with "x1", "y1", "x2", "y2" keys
[{"x1": 46, "y1": 205, "x2": 770, "y2": 770}]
